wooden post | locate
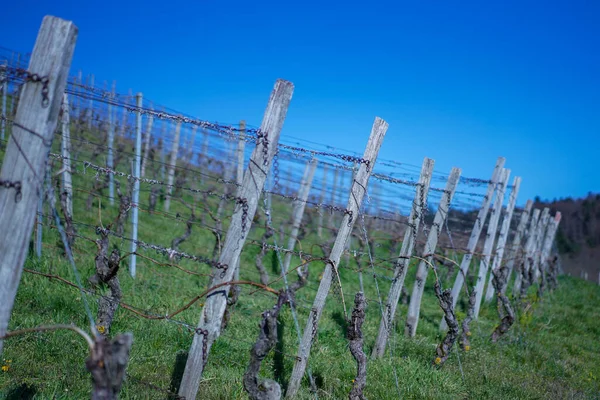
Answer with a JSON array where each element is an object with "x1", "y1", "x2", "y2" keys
[
  {"x1": 0, "y1": 16, "x2": 77, "y2": 355},
  {"x1": 484, "y1": 176, "x2": 521, "y2": 302},
  {"x1": 287, "y1": 118, "x2": 389, "y2": 398},
  {"x1": 281, "y1": 159, "x2": 318, "y2": 276},
  {"x1": 159, "y1": 120, "x2": 167, "y2": 180},
  {"x1": 177, "y1": 80, "x2": 294, "y2": 400},
  {"x1": 405, "y1": 167, "x2": 461, "y2": 337},
  {"x1": 232, "y1": 121, "x2": 246, "y2": 284},
  {"x1": 513, "y1": 208, "x2": 541, "y2": 295},
  {"x1": 472, "y1": 168, "x2": 510, "y2": 319},
  {"x1": 61, "y1": 93, "x2": 73, "y2": 219},
  {"x1": 532, "y1": 208, "x2": 550, "y2": 283},
  {"x1": 1, "y1": 62, "x2": 6, "y2": 141},
  {"x1": 10, "y1": 55, "x2": 19, "y2": 117},
  {"x1": 87, "y1": 73, "x2": 94, "y2": 130},
  {"x1": 129, "y1": 93, "x2": 143, "y2": 278},
  {"x1": 164, "y1": 120, "x2": 181, "y2": 212},
  {"x1": 440, "y1": 156, "x2": 505, "y2": 331},
  {"x1": 35, "y1": 179, "x2": 44, "y2": 258},
  {"x1": 118, "y1": 89, "x2": 129, "y2": 139},
  {"x1": 539, "y1": 212, "x2": 561, "y2": 278},
  {"x1": 140, "y1": 102, "x2": 154, "y2": 178},
  {"x1": 328, "y1": 167, "x2": 340, "y2": 230},
  {"x1": 199, "y1": 128, "x2": 209, "y2": 184},
  {"x1": 236, "y1": 121, "x2": 246, "y2": 187},
  {"x1": 186, "y1": 126, "x2": 198, "y2": 162},
  {"x1": 317, "y1": 164, "x2": 328, "y2": 238},
  {"x1": 371, "y1": 157, "x2": 435, "y2": 359},
  {"x1": 107, "y1": 81, "x2": 116, "y2": 205},
  {"x1": 502, "y1": 199, "x2": 533, "y2": 294}
]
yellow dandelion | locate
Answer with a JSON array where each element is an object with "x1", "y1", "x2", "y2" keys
[
  {"x1": 464, "y1": 345, "x2": 471, "y2": 352},
  {"x1": 434, "y1": 357, "x2": 442, "y2": 365},
  {"x1": 96, "y1": 325, "x2": 106, "y2": 334},
  {"x1": 1, "y1": 365, "x2": 9, "y2": 372}
]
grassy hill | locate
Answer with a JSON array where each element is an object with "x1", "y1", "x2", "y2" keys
[
  {"x1": 0, "y1": 124, "x2": 599, "y2": 400},
  {"x1": 0, "y1": 88, "x2": 599, "y2": 399}
]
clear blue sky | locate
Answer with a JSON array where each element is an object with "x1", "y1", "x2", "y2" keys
[{"x1": 1, "y1": 0, "x2": 599, "y2": 206}]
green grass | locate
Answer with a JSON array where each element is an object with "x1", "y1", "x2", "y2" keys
[{"x1": 1, "y1": 121, "x2": 600, "y2": 399}]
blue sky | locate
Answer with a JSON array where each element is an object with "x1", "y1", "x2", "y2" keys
[{"x1": 1, "y1": 0, "x2": 599, "y2": 206}]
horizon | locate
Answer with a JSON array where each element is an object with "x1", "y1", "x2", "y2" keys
[{"x1": 1, "y1": 0, "x2": 599, "y2": 207}]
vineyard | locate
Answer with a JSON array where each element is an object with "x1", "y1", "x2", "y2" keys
[{"x1": 0, "y1": 16, "x2": 599, "y2": 400}]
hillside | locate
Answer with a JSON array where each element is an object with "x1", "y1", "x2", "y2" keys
[{"x1": 534, "y1": 194, "x2": 600, "y2": 283}]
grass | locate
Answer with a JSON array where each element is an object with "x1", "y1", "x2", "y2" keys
[{"x1": 1, "y1": 116, "x2": 600, "y2": 400}]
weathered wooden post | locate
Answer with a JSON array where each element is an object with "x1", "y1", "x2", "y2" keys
[
  {"x1": 129, "y1": 93, "x2": 143, "y2": 278},
  {"x1": 236, "y1": 120, "x2": 246, "y2": 186},
  {"x1": 35, "y1": 180, "x2": 45, "y2": 258},
  {"x1": 177, "y1": 79, "x2": 294, "y2": 400},
  {"x1": 317, "y1": 164, "x2": 328, "y2": 238},
  {"x1": 371, "y1": 157, "x2": 435, "y2": 358},
  {"x1": 281, "y1": 159, "x2": 318, "y2": 277},
  {"x1": 287, "y1": 117, "x2": 389, "y2": 397},
  {"x1": 328, "y1": 167, "x2": 339, "y2": 230},
  {"x1": 87, "y1": 73, "x2": 94, "y2": 130},
  {"x1": 0, "y1": 16, "x2": 77, "y2": 355},
  {"x1": 232, "y1": 121, "x2": 246, "y2": 285},
  {"x1": 531, "y1": 208, "x2": 551, "y2": 283},
  {"x1": 472, "y1": 168, "x2": 510, "y2": 319},
  {"x1": 484, "y1": 176, "x2": 521, "y2": 302},
  {"x1": 440, "y1": 156, "x2": 505, "y2": 331},
  {"x1": 140, "y1": 102, "x2": 154, "y2": 177},
  {"x1": 513, "y1": 208, "x2": 541, "y2": 295},
  {"x1": 538, "y1": 211, "x2": 561, "y2": 291},
  {"x1": 405, "y1": 167, "x2": 461, "y2": 337},
  {"x1": 159, "y1": 119, "x2": 167, "y2": 180},
  {"x1": 61, "y1": 93, "x2": 73, "y2": 219},
  {"x1": 1, "y1": 62, "x2": 6, "y2": 142},
  {"x1": 501, "y1": 199, "x2": 533, "y2": 294},
  {"x1": 107, "y1": 81, "x2": 116, "y2": 205},
  {"x1": 164, "y1": 120, "x2": 181, "y2": 212}
]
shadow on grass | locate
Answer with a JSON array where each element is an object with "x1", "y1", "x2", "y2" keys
[
  {"x1": 168, "y1": 351, "x2": 188, "y2": 396},
  {"x1": 6, "y1": 383, "x2": 36, "y2": 400}
]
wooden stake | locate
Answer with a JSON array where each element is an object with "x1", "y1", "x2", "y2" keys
[
  {"x1": 281, "y1": 159, "x2": 318, "y2": 276},
  {"x1": 0, "y1": 16, "x2": 77, "y2": 355},
  {"x1": 177, "y1": 79, "x2": 294, "y2": 400},
  {"x1": 371, "y1": 157, "x2": 435, "y2": 358},
  {"x1": 164, "y1": 120, "x2": 181, "y2": 212},
  {"x1": 61, "y1": 93, "x2": 73, "y2": 219},
  {"x1": 473, "y1": 168, "x2": 510, "y2": 319},
  {"x1": 129, "y1": 93, "x2": 143, "y2": 278},
  {"x1": 317, "y1": 164, "x2": 328, "y2": 238},
  {"x1": 1, "y1": 62, "x2": 6, "y2": 141},
  {"x1": 531, "y1": 208, "x2": 551, "y2": 283},
  {"x1": 502, "y1": 199, "x2": 533, "y2": 294},
  {"x1": 484, "y1": 176, "x2": 521, "y2": 302},
  {"x1": 440, "y1": 156, "x2": 505, "y2": 331},
  {"x1": 140, "y1": 102, "x2": 154, "y2": 178},
  {"x1": 405, "y1": 167, "x2": 461, "y2": 337},
  {"x1": 513, "y1": 208, "x2": 541, "y2": 295},
  {"x1": 286, "y1": 117, "x2": 389, "y2": 397},
  {"x1": 107, "y1": 81, "x2": 116, "y2": 205}
]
